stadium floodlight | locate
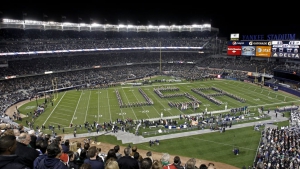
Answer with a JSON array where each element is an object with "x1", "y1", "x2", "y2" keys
[
  {"x1": 118, "y1": 24, "x2": 126, "y2": 28},
  {"x1": 203, "y1": 24, "x2": 211, "y2": 27},
  {"x1": 62, "y1": 22, "x2": 72, "y2": 25},
  {"x1": 192, "y1": 24, "x2": 200, "y2": 27},
  {"x1": 91, "y1": 23, "x2": 101, "y2": 27},
  {"x1": 159, "y1": 25, "x2": 166, "y2": 28},
  {"x1": 127, "y1": 25, "x2": 133, "y2": 28}
]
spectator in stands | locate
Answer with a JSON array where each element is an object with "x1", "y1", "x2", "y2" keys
[
  {"x1": 118, "y1": 147, "x2": 139, "y2": 169},
  {"x1": 0, "y1": 132, "x2": 30, "y2": 169},
  {"x1": 15, "y1": 132, "x2": 39, "y2": 168},
  {"x1": 199, "y1": 164, "x2": 208, "y2": 169},
  {"x1": 84, "y1": 146, "x2": 104, "y2": 169},
  {"x1": 105, "y1": 149, "x2": 117, "y2": 163},
  {"x1": 28, "y1": 129, "x2": 37, "y2": 149},
  {"x1": 35, "y1": 141, "x2": 68, "y2": 169},
  {"x1": 133, "y1": 152, "x2": 141, "y2": 169},
  {"x1": 80, "y1": 163, "x2": 92, "y2": 169},
  {"x1": 67, "y1": 150, "x2": 79, "y2": 169},
  {"x1": 152, "y1": 160, "x2": 163, "y2": 169},
  {"x1": 173, "y1": 156, "x2": 184, "y2": 169},
  {"x1": 131, "y1": 146, "x2": 143, "y2": 161},
  {"x1": 61, "y1": 139, "x2": 70, "y2": 153},
  {"x1": 145, "y1": 151, "x2": 153, "y2": 162},
  {"x1": 140, "y1": 158, "x2": 153, "y2": 169},
  {"x1": 161, "y1": 153, "x2": 177, "y2": 169},
  {"x1": 114, "y1": 145, "x2": 122, "y2": 160},
  {"x1": 13, "y1": 129, "x2": 20, "y2": 137},
  {"x1": 105, "y1": 158, "x2": 119, "y2": 169},
  {"x1": 185, "y1": 158, "x2": 198, "y2": 169}
]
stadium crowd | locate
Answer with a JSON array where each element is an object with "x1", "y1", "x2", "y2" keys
[
  {"x1": 0, "y1": 126, "x2": 217, "y2": 169},
  {"x1": 0, "y1": 29, "x2": 216, "y2": 54}
]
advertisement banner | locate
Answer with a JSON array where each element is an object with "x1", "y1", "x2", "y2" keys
[
  {"x1": 272, "y1": 41, "x2": 300, "y2": 45},
  {"x1": 227, "y1": 46, "x2": 241, "y2": 56},
  {"x1": 241, "y1": 46, "x2": 256, "y2": 56},
  {"x1": 228, "y1": 41, "x2": 271, "y2": 46},
  {"x1": 271, "y1": 52, "x2": 300, "y2": 59},
  {"x1": 230, "y1": 33, "x2": 239, "y2": 41},
  {"x1": 255, "y1": 46, "x2": 271, "y2": 57}
]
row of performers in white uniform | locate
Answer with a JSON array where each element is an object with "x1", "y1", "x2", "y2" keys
[
  {"x1": 119, "y1": 102, "x2": 153, "y2": 108},
  {"x1": 224, "y1": 92, "x2": 246, "y2": 103},
  {"x1": 194, "y1": 87, "x2": 246, "y2": 103},
  {"x1": 192, "y1": 88, "x2": 223, "y2": 105},
  {"x1": 138, "y1": 88, "x2": 154, "y2": 105},
  {"x1": 115, "y1": 89, "x2": 124, "y2": 107},
  {"x1": 168, "y1": 101, "x2": 201, "y2": 110},
  {"x1": 153, "y1": 89, "x2": 181, "y2": 98}
]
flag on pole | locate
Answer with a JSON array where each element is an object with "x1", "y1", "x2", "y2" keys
[
  {"x1": 61, "y1": 16, "x2": 66, "y2": 19},
  {"x1": 78, "y1": 17, "x2": 82, "y2": 20},
  {"x1": 23, "y1": 13, "x2": 27, "y2": 16},
  {"x1": 43, "y1": 14, "x2": 48, "y2": 17}
]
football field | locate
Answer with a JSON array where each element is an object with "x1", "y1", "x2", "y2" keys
[{"x1": 19, "y1": 79, "x2": 300, "y2": 133}]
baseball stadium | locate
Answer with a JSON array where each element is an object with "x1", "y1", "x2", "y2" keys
[{"x1": 0, "y1": 16, "x2": 299, "y2": 169}]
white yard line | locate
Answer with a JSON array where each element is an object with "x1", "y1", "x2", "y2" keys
[
  {"x1": 70, "y1": 90, "x2": 84, "y2": 124},
  {"x1": 84, "y1": 91, "x2": 92, "y2": 122},
  {"x1": 191, "y1": 137, "x2": 256, "y2": 151},
  {"x1": 248, "y1": 100, "x2": 300, "y2": 108},
  {"x1": 98, "y1": 89, "x2": 100, "y2": 122},
  {"x1": 231, "y1": 81, "x2": 297, "y2": 100},
  {"x1": 106, "y1": 90, "x2": 112, "y2": 122},
  {"x1": 48, "y1": 121, "x2": 65, "y2": 127},
  {"x1": 51, "y1": 116, "x2": 69, "y2": 122},
  {"x1": 43, "y1": 92, "x2": 66, "y2": 125},
  {"x1": 131, "y1": 88, "x2": 150, "y2": 119},
  {"x1": 55, "y1": 111, "x2": 72, "y2": 116},
  {"x1": 121, "y1": 88, "x2": 138, "y2": 120}
]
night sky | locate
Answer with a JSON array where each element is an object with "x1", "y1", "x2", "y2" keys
[{"x1": 1, "y1": 1, "x2": 300, "y2": 39}]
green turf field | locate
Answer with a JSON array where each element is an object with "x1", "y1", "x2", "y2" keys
[
  {"x1": 18, "y1": 78, "x2": 299, "y2": 132},
  {"x1": 17, "y1": 78, "x2": 298, "y2": 168}
]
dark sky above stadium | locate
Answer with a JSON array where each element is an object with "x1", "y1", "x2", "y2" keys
[{"x1": 1, "y1": 1, "x2": 300, "y2": 39}]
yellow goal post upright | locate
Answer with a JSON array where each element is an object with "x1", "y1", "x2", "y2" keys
[{"x1": 52, "y1": 77, "x2": 58, "y2": 102}]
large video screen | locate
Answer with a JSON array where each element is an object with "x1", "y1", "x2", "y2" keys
[
  {"x1": 227, "y1": 40, "x2": 300, "y2": 59},
  {"x1": 271, "y1": 41, "x2": 300, "y2": 59}
]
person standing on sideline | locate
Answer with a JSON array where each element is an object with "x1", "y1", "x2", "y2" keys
[{"x1": 74, "y1": 130, "x2": 76, "y2": 137}]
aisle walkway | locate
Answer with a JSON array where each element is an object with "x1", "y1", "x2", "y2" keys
[{"x1": 63, "y1": 111, "x2": 288, "y2": 144}]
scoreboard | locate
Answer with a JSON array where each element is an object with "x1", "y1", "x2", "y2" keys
[
  {"x1": 227, "y1": 40, "x2": 300, "y2": 59},
  {"x1": 271, "y1": 41, "x2": 300, "y2": 59}
]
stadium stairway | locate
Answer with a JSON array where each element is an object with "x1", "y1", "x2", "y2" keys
[{"x1": 62, "y1": 110, "x2": 288, "y2": 144}]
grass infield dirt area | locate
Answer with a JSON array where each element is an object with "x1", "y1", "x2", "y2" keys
[{"x1": 6, "y1": 99, "x2": 240, "y2": 169}]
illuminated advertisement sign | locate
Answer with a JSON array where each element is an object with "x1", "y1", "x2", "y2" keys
[
  {"x1": 271, "y1": 41, "x2": 300, "y2": 59},
  {"x1": 228, "y1": 41, "x2": 271, "y2": 46},
  {"x1": 227, "y1": 46, "x2": 241, "y2": 56},
  {"x1": 255, "y1": 46, "x2": 271, "y2": 57},
  {"x1": 241, "y1": 34, "x2": 296, "y2": 40},
  {"x1": 241, "y1": 46, "x2": 256, "y2": 56},
  {"x1": 230, "y1": 33, "x2": 239, "y2": 41},
  {"x1": 272, "y1": 52, "x2": 299, "y2": 58},
  {"x1": 228, "y1": 41, "x2": 248, "y2": 46},
  {"x1": 272, "y1": 41, "x2": 300, "y2": 45}
]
